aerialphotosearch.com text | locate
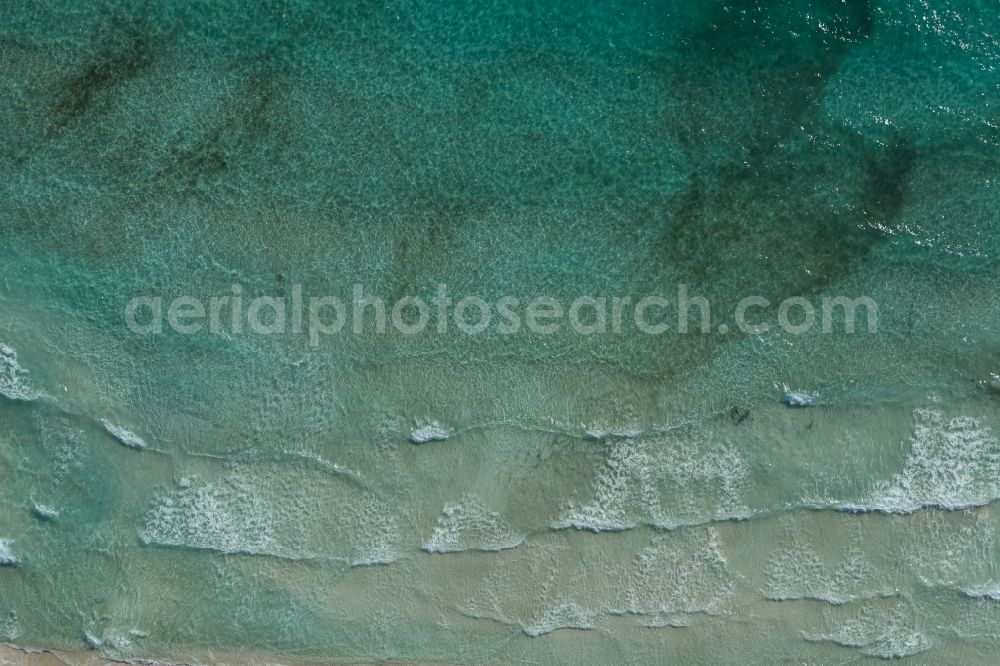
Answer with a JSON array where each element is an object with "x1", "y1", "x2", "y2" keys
[{"x1": 125, "y1": 283, "x2": 878, "y2": 346}]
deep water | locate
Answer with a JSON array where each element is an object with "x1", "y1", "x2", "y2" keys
[{"x1": 1, "y1": 0, "x2": 999, "y2": 663}]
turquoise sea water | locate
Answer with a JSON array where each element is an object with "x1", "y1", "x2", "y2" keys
[{"x1": 1, "y1": 0, "x2": 999, "y2": 662}]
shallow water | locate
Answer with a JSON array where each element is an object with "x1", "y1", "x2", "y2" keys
[{"x1": 1, "y1": 0, "x2": 999, "y2": 663}]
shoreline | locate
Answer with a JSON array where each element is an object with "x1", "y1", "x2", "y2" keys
[{"x1": 0, "y1": 644, "x2": 459, "y2": 666}]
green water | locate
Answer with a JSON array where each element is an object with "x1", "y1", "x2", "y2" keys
[{"x1": 1, "y1": 0, "x2": 999, "y2": 662}]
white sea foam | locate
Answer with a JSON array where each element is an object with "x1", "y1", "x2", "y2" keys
[
  {"x1": 88, "y1": 627, "x2": 148, "y2": 657},
  {"x1": 0, "y1": 342, "x2": 40, "y2": 401},
  {"x1": 84, "y1": 630, "x2": 104, "y2": 649},
  {"x1": 522, "y1": 601, "x2": 594, "y2": 637},
  {"x1": 141, "y1": 470, "x2": 399, "y2": 565},
  {"x1": 423, "y1": 495, "x2": 524, "y2": 553},
  {"x1": 610, "y1": 528, "x2": 735, "y2": 619},
  {"x1": 783, "y1": 391, "x2": 817, "y2": 407},
  {"x1": 36, "y1": 415, "x2": 86, "y2": 481},
  {"x1": 410, "y1": 421, "x2": 450, "y2": 444},
  {"x1": 101, "y1": 420, "x2": 147, "y2": 450},
  {"x1": 460, "y1": 542, "x2": 597, "y2": 634},
  {"x1": 864, "y1": 409, "x2": 1000, "y2": 513},
  {"x1": 0, "y1": 611, "x2": 19, "y2": 641},
  {"x1": 583, "y1": 427, "x2": 642, "y2": 441},
  {"x1": 805, "y1": 598, "x2": 930, "y2": 659},
  {"x1": 552, "y1": 434, "x2": 748, "y2": 532},
  {"x1": 0, "y1": 539, "x2": 16, "y2": 566},
  {"x1": 140, "y1": 477, "x2": 280, "y2": 557},
  {"x1": 766, "y1": 540, "x2": 880, "y2": 606},
  {"x1": 347, "y1": 492, "x2": 399, "y2": 566},
  {"x1": 961, "y1": 585, "x2": 1000, "y2": 602},
  {"x1": 906, "y1": 511, "x2": 995, "y2": 589},
  {"x1": 641, "y1": 615, "x2": 690, "y2": 629},
  {"x1": 32, "y1": 503, "x2": 59, "y2": 520},
  {"x1": 463, "y1": 530, "x2": 731, "y2": 637},
  {"x1": 766, "y1": 539, "x2": 828, "y2": 602}
]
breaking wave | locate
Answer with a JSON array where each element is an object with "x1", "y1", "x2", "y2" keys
[
  {"x1": 552, "y1": 434, "x2": 749, "y2": 532},
  {"x1": 0, "y1": 342, "x2": 41, "y2": 401},
  {"x1": 423, "y1": 495, "x2": 524, "y2": 554},
  {"x1": 828, "y1": 409, "x2": 1000, "y2": 514}
]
